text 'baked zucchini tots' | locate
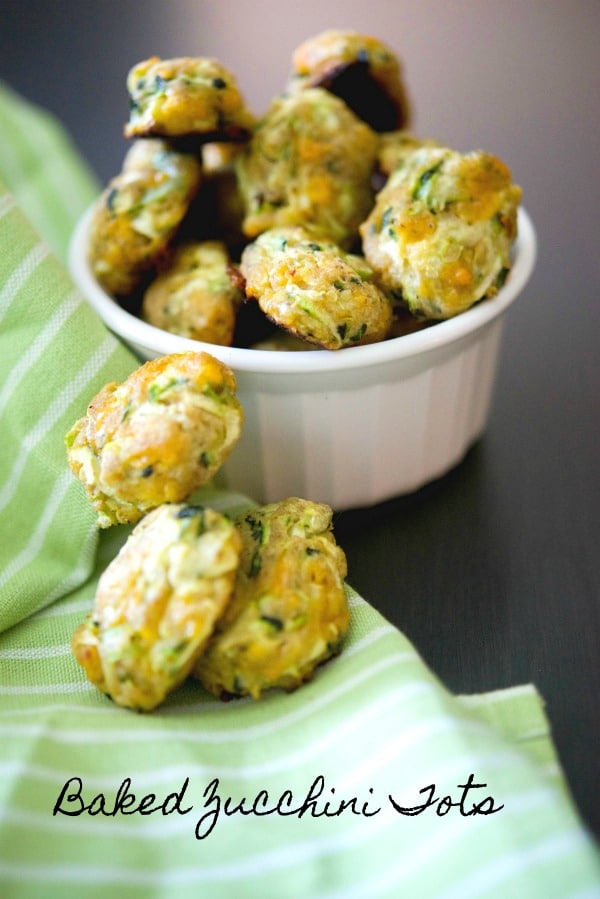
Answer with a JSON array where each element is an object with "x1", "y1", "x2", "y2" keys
[
  {"x1": 142, "y1": 240, "x2": 243, "y2": 345},
  {"x1": 72, "y1": 503, "x2": 242, "y2": 711},
  {"x1": 194, "y1": 497, "x2": 350, "y2": 699},
  {"x1": 125, "y1": 56, "x2": 255, "y2": 141},
  {"x1": 234, "y1": 88, "x2": 378, "y2": 248},
  {"x1": 65, "y1": 351, "x2": 243, "y2": 528},
  {"x1": 360, "y1": 146, "x2": 522, "y2": 319},
  {"x1": 240, "y1": 226, "x2": 393, "y2": 349},
  {"x1": 87, "y1": 139, "x2": 202, "y2": 296}
]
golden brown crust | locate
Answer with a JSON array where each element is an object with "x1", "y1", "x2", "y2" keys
[
  {"x1": 72, "y1": 503, "x2": 242, "y2": 710},
  {"x1": 124, "y1": 56, "x2": 255, "y2": 140},
  {"x1": 360, "y1": 147, "x2": 522, "y2": 319},
  {"x1": 142, "y1": 241, "x2": 243, "y2": 345},
  {"x1": 194, "y1": 498, "x2": 349, "y2": 699},
  {"x1": 240, "y1": 226, "x2": 393, "y2": 349},
  {"x1": 234, "y1": 88, "x2": 378, "y2": 249},
  {"x1": 288, "y1": 29, "x2": 411, "y2": 132},
  {"x1": 65, "y1": 352, "x2": 244, "y2": 527},
  {"x1": 87, "y1": 140, "x2": 202, "y2": 296}
]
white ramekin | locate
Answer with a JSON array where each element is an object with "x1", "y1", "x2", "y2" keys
[{"x1": 69, "y1": 206, "x2": 536, "y2": 510}]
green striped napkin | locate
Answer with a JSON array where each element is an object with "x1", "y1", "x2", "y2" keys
[
  {"x1": 1, "y1": 83, "x2": 599, "y2": 898},
  {"x1": 0, "y1": 81, "x2": 99, "y2": 265}
]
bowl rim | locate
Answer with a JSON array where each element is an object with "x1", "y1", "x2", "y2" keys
[{"x1": 69, "y1": 204, "x2": 536, "y2": 374}]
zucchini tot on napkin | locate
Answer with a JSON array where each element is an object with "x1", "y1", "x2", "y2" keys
[
  {"x1": 65, "y1": 351, "x2": 243, "y2": 528},
  {"x1": 65, "y1": 353, "x2": 350, "y2": 711}
]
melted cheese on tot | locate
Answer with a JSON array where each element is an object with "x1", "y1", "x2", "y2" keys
[
  {"x1": 66, "y1": 352, "x2": 243, "y2": 527},
  {"x1": 361, "y1": 146, "x2": 521, "y2": 319},
  {"x1": 72, "y1": 503, "x2": 242, "y2": 711},
  {"x1": 194, "y1": 497, "x2": 349, "y2": 699}
]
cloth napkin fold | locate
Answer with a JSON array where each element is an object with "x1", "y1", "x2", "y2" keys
[{"x1": 0, "y1": 83, "x2": 599, "y2": 899}]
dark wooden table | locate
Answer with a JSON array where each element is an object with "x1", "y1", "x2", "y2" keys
[{"x1": 2, "y1": 0, "x2": 598, "y2": 839}]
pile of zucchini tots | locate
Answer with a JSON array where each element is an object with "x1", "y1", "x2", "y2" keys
[
  {"x1": 88, "y1": 29, "x2": 522, "y2": 352},
  {"x1": 70, "y1": 30, "x2": 523, "y2": 712},
  {"x1": 67, "y1": 351, "x2": 349, "y2": 711}
]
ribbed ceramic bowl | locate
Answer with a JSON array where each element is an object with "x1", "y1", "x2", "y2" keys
[{"x1": 69, "y1": 206, "x2": 536, "y2": 510}]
